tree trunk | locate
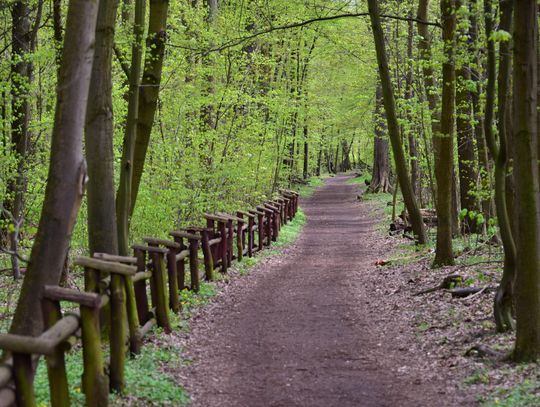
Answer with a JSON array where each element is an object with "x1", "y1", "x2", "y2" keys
[
  {"x1": 369, "y1": 82, "x2": 391, "y2": 193},
  {"x1": 368, "y1": 0, "x2": 426, "y2": 243},
  {"x1": 85, "y1": 0, "x2": 120, "y2": 256},
  {"x1": 6, "y1": 1, "x2": 33, "y2": 279},
  {"x1": 129, "y1": 0, "x2": 169, "y2": 215},
  {"x1": 303, "y1": 124, "x2": 309, "y2": 179},
  {"x1": 9, "y1": 0, "x2": 99, "y2": 336},
  {"x1": 116, "y1": 0, "x2": 146, "y2": 256},
  {"x1": 491, "y1": 0, "x2": 516, "y2": 333},
  {"x1": 433, "y1": 0, "x2": 456, "y2": 266},
  {"x1": 512, "y1": 0, "x2": 540, "y2": 362},
  {"x1": 456, "y1": 62, "x2": 479, "y2": 233}
]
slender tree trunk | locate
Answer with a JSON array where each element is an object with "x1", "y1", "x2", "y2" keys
[
  {"x1": 6, "y1": 1, "x2": 33, "y2": 279},
  {"x1": 85, "y1": 0, "x2": 120, "y2": 256},
  {"x1": 368, "y1": 0, "x2": 426, "y2": 243},
  {"x1": 433, "y1": 0, "x2": 456, "y2": 266},
  {"x1": 512, "y1": 0, "x2": 540, "y2": 362},
  {"x1": 129, "y1": 0, "x2": 169, "y2": 214},
  {"x1": 491, "y1": 0, "x2": 516, "y2": 333},
  {"x1": 9, "y1": 0, "x2": 99, "y2": 336},
  {"x1": 116, "y1": 0, "x2": 146, "y2": 256},
  {"x1": 406, "y1": 18, "x2": 420, "y2": 199},
  {"x1": 455, "y1": 18, "x2": 479, "y2": 234},
  {"x1": 303, "y1": 124, "x2": 309, "y2": 179}
]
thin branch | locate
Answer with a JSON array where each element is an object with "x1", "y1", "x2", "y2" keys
[
  {"x1": 113, "y1": 43, "x2": 131, "y2": 81},
  {"x1": 168, "y1": 13, "x2": 441, "y2": 55}
]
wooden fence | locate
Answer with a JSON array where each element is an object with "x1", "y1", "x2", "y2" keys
[{"x1": 0, "y1": 190, "x2": 299, "y2": 407}]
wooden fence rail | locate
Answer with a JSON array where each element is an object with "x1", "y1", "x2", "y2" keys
[{"x1": 0, "y1": 191, "x2": 298, "y2": 407}]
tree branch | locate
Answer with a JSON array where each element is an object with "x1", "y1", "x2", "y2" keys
[{"x1": 168, "y1": 13, "x2": 441, "y2": 56}]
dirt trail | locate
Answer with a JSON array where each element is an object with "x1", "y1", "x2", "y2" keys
[{"x1": 180, "y1": 175, "x2": 454, "y2": 407}]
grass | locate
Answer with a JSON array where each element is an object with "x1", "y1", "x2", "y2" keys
[
  {"x1": 482, "y1": 379, "x2": 540, "y2": 406},
  {"x1": 34, "y1": 344, "x2": 190, "y2": 406},
  {"x1": 295, "y1": 176, "x2": 326, "y2": 198}
]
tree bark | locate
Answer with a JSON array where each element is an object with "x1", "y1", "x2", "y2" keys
[
  {"x1": 129, "y1": 0, "x2": 169, "y2": 215},
  {"x1": 512, "y1": 0, "x2": 540, "y2": 362},
  {"x1": 369, "y1": 82, "x2": 391, "y2": 193},
  {"x1": 85, "y1": 0, "x2": 120, "y2": 256},
  {"x1": 9, "y1": 0, "x2": 99, "y2": 336},
  {"x1": 455, "y1": 0, "x2": 479, "y2": 233},
  {"x1": 116, "y1": 0, "x2": 146, "y2": 256},
  {"x1": 368, "y1": 0, "x2": 426, "y2": 243},
  {"x1": 6, "y1": 1, "x2": 33, "y2": 279},
  {"x1": 433, "y1": 0, "x2": 456, "y2": 266},
  {"x1": 491, "y1": 0, "x2": 516, "y2": 333}
]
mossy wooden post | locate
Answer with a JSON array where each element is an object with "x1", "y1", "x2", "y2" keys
[
  {"x1": 165, "y1": 249, "x2": 180, "y2": 313},
  {"x1": 133, "y1": 248, "x2": 150, "y2": 325},
  {"x1": 42, "y1": 298, "x2": 70, "y2": 407},
  {"x1": 247, "y1": 215, "x2": 254, "y2": 257},
  {"x1": 171, "y1": 234, "x2": 187, "y2": 288},
  {"x1": 226, "y1": 218, "x2": 234, "y2": 266},
  {"x1": 145, "y1": 238, "x2": 181, "y2": 314},
  {"x1": 282, "y1": 198, "x2": 290, "y2": 224},
  {"x1": 206, "y1": 218, "x2": 216, "y2": 269},
  {"x1": 256, "y1": 212, "x2": 264, "y2": 251},
  {"x1": 236, "y1": 212, "x2": 244, "y2": 262},
  {"x1": 262, "y1": 209, "x2": 272, "y2": 245},
  {"x1": 13, "y1": 353, "x2": 36, "y2": 407},
  {"x1": 150, "y1": 250, "x2": 171, "y2": 333},
  {"x1": 218, "y1": 220, "x2": 228, "y2": 273},
  {"x1": 188, "y1": 236, "x2": 200, "y2": 291},
  {"x1": 80, "y1": 303, "x2": 108, "y2": 406},
  {"x1": 109, "y1": 272, "x2": 127, "y2": 392},
  {"x1": 200, "y1": 229, "x2": 214, "y2": 281},
  {"x1": 123, "y1": 275, "x2": 141, "y2": 354}
]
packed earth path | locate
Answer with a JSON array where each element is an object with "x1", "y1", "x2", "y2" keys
[{"x1": 178, "y1": 174, "x2": 459, "y2": 407}]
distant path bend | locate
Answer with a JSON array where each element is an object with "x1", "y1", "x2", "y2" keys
[{"x1": 180, "y1": 174, "x2": 447, "y2": 407}]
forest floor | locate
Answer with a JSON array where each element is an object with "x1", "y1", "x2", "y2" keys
[{"x1": 173, "y1": 174, "x2": 477, "y2": 406}]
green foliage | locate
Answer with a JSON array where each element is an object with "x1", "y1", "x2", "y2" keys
[{"x1": 483, "y1": 378, "x2": 540, "y2": 406}]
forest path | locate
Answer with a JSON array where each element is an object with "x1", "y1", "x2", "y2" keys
[{"x1": 179, "y1": 174, "x2": 449, "y2": 407}]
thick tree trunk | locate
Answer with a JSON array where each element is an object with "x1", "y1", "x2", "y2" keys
[
  {"x1": 85, "y1": 0, "x2": 119, "y2": 256},
  {"x1": 368, "y1": 0, "x2": 426, "y2": 243},
  {"x1": 116, "y1": 0, "x2": 146, "y2": 256},
  {"x1": 433, "y1": 0, "x2": 456, "y2": 266},
  {"x1": 512, "y1": 0, "x2": 540, "y2": 362},
  {"x1": 369, "y1": 83, "x2": 391, "y2": 193},
  {"x1": 9, "y1": 0, "x2": 99, "y2": 336},
  {"x1": 129, "y1": 0, "x2": 169, "y2": 214}
]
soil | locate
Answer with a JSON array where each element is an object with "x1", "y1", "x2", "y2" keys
[{"x1": 177, "y1": 174, "x2": 464, "y2": 407}]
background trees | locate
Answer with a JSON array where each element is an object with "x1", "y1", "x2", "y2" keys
[{"x1": 1, "y1": 0, "x2": 540, "y2": 361}]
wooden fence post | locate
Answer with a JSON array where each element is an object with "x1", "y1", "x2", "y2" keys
[
  {"x1": 144, "y1": 238, "x2": 182, "y2": 314},
  {"x1": 236, "y1": 212, "x2": 244, "y2": 262},
  {"x1": 218, "y1": 220, "x2": 228, "y2": 273},
  {"x1": 133, "y1": 248, "x2": 150, "y2": 326},
  {"x1": 80, "y1": 303, "x2": 108, "y2": 407},
  {"x1": 13, "y1": 353, "x2": 35, "y2": 407},
  {"x1": 188, "y1": 235, "x2": 200, "y2": 291},
  {"x1": 200, "y1": 229, "x2": 214, "y2": 280},
  {"x1": 42, "y1": 299, "x2": 69, "y2": 407},
  {"x1": 109, "y1": 273, "x2": 126, "y2": 393},
  {"x1": 147, "y1": 248, "x2": 171, "y2": 333}
]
